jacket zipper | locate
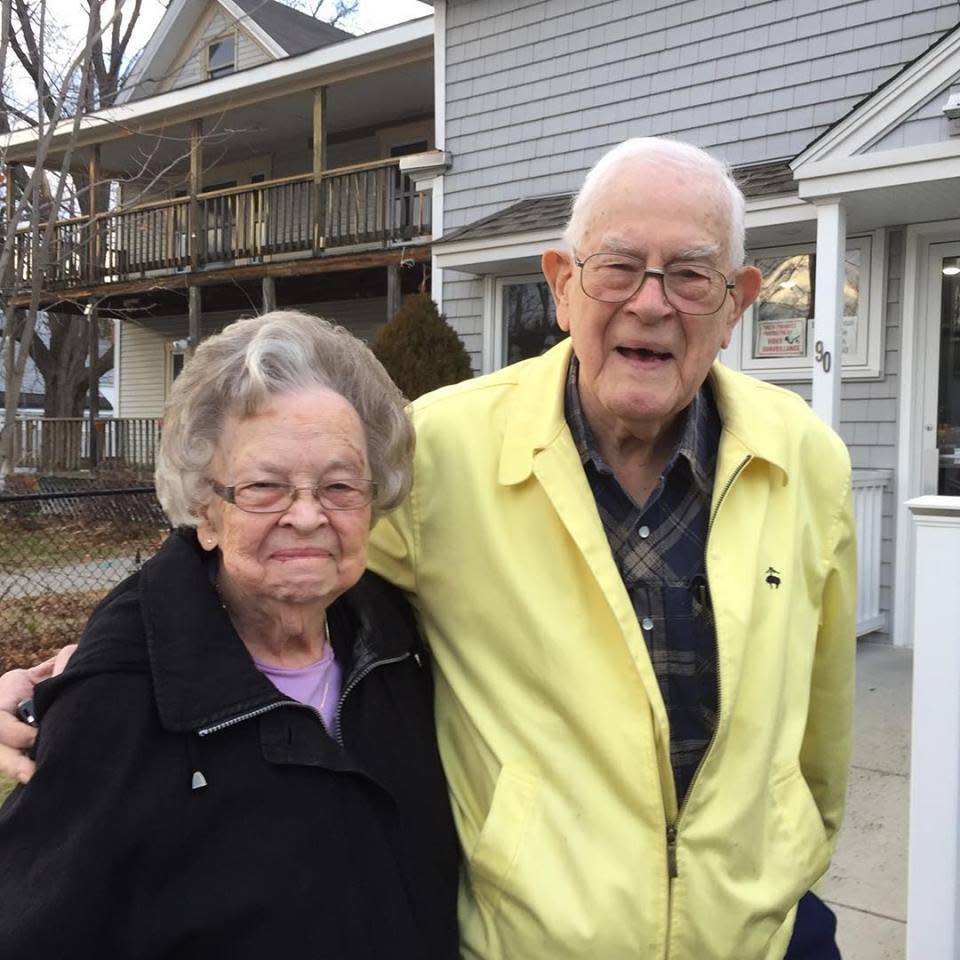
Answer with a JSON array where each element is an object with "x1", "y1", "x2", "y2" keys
[
  {"x1": 664, "y1": 453, "x2": 751, "y2": 958},
  {"x1": 197, "y1": 700, "x2": 316, "y2": 737},
  {"x1": 197, "y1": 651, "x2": 413, "y2": 745},
  {"x1": 333, "y1": 651, "x2": 411, "y2": 744}
]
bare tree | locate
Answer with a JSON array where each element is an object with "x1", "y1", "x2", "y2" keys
[
  {"x1": 0, "y1": 0, "x2": 129, "y2": 477},
  {"x1": 0, "y1": 0, "x2": 140, "y2": 435},
  {"x1": 286, "y1": 0, "x2": 359, "y2": 26}
]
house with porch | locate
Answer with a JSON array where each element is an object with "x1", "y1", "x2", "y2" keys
[
  {"x1": 3, "y1": 0, "x2": 444, "y2": 431},
  {"x1": 425, "y1": 0, "x2": 960, "y2": 654}
]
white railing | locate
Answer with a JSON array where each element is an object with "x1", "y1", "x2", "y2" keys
[
  {"x1": 1, "y1": 417, "x2": 159, "y2": 472},
  {"x1": 852, "y1": 469, "x2": 890, "y2": 637}
]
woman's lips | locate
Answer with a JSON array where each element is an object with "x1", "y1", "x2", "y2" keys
[{"x1": 270, "y1": 548, "x2": 332, "y2": 561}]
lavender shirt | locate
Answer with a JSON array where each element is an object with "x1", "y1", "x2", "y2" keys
[{"x1": 253, "y1": 644, "x2": 342, "y2": 734}]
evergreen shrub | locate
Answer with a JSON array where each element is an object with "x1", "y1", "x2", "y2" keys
[{"x1": 371, "y1": 293, "x2": 473, "y2": 401}]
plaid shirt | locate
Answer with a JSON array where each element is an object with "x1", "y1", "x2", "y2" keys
[{"x1": 565, "y1": 358, "x2": 721, "y2": 806}]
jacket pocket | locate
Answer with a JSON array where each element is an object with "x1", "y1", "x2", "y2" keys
[
  {"x1": 467, "y1": 764, "x2": 542, "y2": 912},
  {"x1": 770, "y1": 762, "x2": 831, "y2": 885}
]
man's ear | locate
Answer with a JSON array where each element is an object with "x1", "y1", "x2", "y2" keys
[
  {"x1": 730, "y1": 265, "x2": 762, "y2": 317},
  {"x1": 542, "y1": 248, "x2": 575, "y2": 332},
  {"x1": 721, "y1": 266, "x2": 762, "y2": 350}
]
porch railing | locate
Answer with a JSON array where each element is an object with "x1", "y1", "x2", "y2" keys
[
  {"x1": 852, "y1": 468, "x2": 891, "y2": 637},
  {"x1": 11, "y1": 157, "x2": 432, "y2": 290},
  {"x1": 6, "y1": 417, "x2": 160, "y2": 473}
]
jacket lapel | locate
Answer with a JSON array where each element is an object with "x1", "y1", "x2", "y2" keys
[{"x1": 497, "y1": 342, "x2": 674, "y2": 750}]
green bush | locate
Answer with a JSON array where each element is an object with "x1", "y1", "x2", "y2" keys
[{"x1": 371, "y1": 294, "x2": 473, "y2": 401}]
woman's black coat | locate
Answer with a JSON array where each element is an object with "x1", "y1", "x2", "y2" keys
[{"x1": 0, "y1": 529, "x2": 460, "y2": 959}]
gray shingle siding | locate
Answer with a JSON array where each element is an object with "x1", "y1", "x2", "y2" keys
[{"x1": 442, "y1": 0, "x2": 959, "y2": 232}]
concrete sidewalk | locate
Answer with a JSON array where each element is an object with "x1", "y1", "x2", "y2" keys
[{"x1": 822, "y1": 640, "x2": 912, "y2": 960}]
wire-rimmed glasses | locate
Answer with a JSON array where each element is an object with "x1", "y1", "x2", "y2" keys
[{"x1": 574, "y1": 252, "x2": 735, "y2": 315}]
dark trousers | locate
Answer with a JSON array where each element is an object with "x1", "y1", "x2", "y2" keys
[{"x1": 783, "y1": 892, "x2": 842, "y2": 960}]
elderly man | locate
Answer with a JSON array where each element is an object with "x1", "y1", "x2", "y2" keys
[{"x1": 0, "y1": 138, "x2": 854, "y2": 959}]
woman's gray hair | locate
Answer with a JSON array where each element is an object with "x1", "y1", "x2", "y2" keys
[
  {"x1": 155, "y1": 310, "x2": 414, "y2": 527},
  {"x1": 563, "y1": 137, "x2": 747, "y2": 269}
]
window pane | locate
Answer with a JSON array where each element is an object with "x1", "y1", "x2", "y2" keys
[
  {"x1": 752, "y1": 249, "x2": 861, "y2": 361},
  {"x1": 501, "y1": 281, "x2": 563, "y2": 364},
  {"x1": 208, "y1": 37, "x2": 235, "y2": 78},
  {"x1": 937, "y1": 266, "x2": 960, "y2": 495}
]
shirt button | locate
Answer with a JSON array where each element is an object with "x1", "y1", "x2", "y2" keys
[
  {"x1": 641, "y1": 617, "x2": 654, "y2": 631},
  {"x1": 638, "y1": 525, "x2": 650, "y2": 539}
]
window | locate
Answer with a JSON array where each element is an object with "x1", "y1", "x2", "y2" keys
[
  {"x1": 725, "y1": 231, "x2": 885, "y2": 380},
  {"x1": 166, "y1": 342, "x2": 188, "y2": 396},
  {"x1": 494, "y1": 276, "x2": 565, "y2": 367},
  {"x1": 207, "y1": 35, "x2": 235, "y2": 80}
]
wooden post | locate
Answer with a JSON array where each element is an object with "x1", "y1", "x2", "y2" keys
[
  {"x1": 189, "y1": 120, "x2": 203, "y2": 271},
  {"x1": 188, "y1": 285, "x2": 202, "y2": 354},
  {"x1": 86, "y1": 301, "x2": 99, "y2": 469},
  {"x1": 262, "y1": 275, "x2": 277, "y2": 313},
  {"x1": 313, "y1": 88, "x2": 327, "y2": 256},
  {"x1": 87, "y1": 145, "x2": 100, "y2": 283},
  {"x1": 4, "y1": 162, "x2": 16, "y2": 290},
  {"x1": 386, "y1": 262, "x2": 400, "y2": 324}
]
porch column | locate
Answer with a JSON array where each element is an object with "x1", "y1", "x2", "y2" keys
[
  {"x1": 386, "y1": 263, "x2": 400, "y2": 324},
  {"x1": 312, "y1": 87, "x2": 327, "y2": 256},
  {"x1": 905, "y1": 497, "x2": 960, "y2": 959},
  {"x1": 262, "y1": 275, "x2": 277, "y2": 313},
  {"x1": 189, "y1": 120, "x2": 203, "y2": 271},
  {"x1": 188, "y1": 286, "x2": 202, "y2": 354},
  {"x1": 87, "y1": 145, "x2": 100, "y2": 284},
  {"x1": 86, "y1": 300, "x2": 99, "y2": 468},
  {"x1": 811, "y1": 199, "x2": 846, "y2": 431}
]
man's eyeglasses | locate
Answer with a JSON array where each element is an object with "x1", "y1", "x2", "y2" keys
[
  {"x1": 210, "y1": 478, "x2": 377, "y2": 514},
  {"x1": 574, "y1": 252, "x2": 735, "y2": 316}
]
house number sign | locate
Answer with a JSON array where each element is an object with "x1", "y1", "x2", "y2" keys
[{"x1": 814, "y1": 340, "x2": 832, "y2": 373}]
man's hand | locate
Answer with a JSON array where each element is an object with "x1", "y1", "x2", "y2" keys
[{"x1": 0, "y1": 646, "x2": 76, "y2": 784}]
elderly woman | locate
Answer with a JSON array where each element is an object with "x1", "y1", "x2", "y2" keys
[{"x1": 0, "y1": 312, "x2": 459, "y2": 958}]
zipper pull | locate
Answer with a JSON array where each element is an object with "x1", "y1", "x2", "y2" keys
[{"x1": 666, "y1": 825, "x2": 678, "y2": 879}]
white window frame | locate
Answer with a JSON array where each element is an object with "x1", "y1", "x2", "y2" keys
[
  {"x1": 490, "y1": 272, "x2": 559, "y2": 372},
  {"x1": 206, "y1": 31, "x2": 237, "y2": 80},
  {"x1": 722, "y1": 229, "x2": 886, "y2": 381}
]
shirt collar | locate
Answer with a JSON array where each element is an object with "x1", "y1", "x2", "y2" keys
[{"x1": 564, "y1": 355, "x2": 718, "y2": 497}]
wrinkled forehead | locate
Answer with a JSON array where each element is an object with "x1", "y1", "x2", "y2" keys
[{"x1": 580, "y1": 157, "x2": 734, "y2": 260}]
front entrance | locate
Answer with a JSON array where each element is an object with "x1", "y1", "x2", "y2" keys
[{"x1": 894, "y1": 226, "x2": 960, "y2": 645}]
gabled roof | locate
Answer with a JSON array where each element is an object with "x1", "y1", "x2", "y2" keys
[
  {"x1": 118, "y1": 0, "x2": 353, "y2": 104},
  {"x1": 793, "y1": 22, "x2": 960, "y2": 170},
  {"x1": 231, "y1": 0, "x2": 352, "y2": 56}
]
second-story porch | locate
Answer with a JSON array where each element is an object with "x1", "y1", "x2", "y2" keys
[{"x1": 2, "y1": 17, "x2": 444, "y2": 321}]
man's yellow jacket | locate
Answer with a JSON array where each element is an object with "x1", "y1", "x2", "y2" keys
[{"x1": 368, "y1": 340, "x2": 856, "y2": 960}]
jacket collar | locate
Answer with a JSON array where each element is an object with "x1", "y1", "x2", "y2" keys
[
  {"x1": 140, "y1": 529, "x2": 413, "y2": 734},
  {"x1": 497, "y1": 339, "x2": 791, "y2": 485}
]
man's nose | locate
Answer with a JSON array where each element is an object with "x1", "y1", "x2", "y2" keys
[{"x1": 623, "y1": 269, "x2": 673, "y2": 316}]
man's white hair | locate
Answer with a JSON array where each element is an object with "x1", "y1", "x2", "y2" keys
[{"x1": 562, "y1": 137, "x2": 746, "y2": 269}]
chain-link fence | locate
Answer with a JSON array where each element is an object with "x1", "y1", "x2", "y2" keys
[{"x1": 0, "y1": 481, "x2": 170, "y2": 672}]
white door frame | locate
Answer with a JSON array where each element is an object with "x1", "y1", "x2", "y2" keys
[{"x1": 894, "y1": 220, "x2": 960, "y2": 646}]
